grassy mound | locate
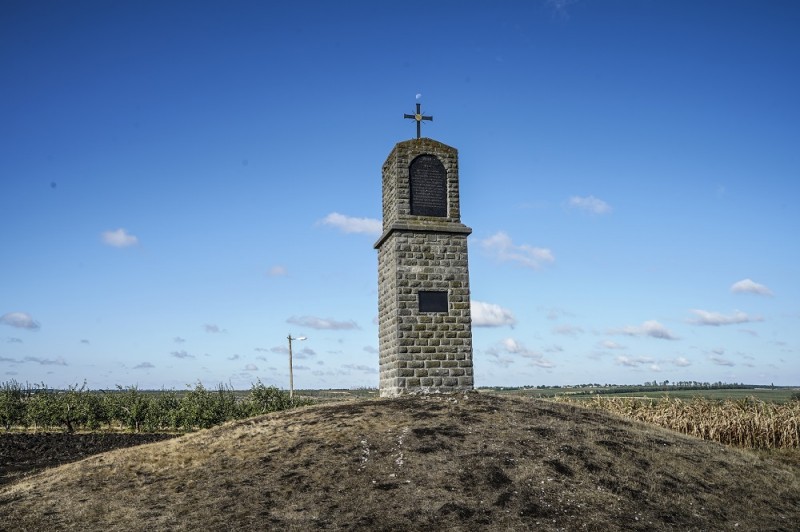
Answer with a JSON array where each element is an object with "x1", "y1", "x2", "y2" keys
[{"x1": 1, "y1": 393, "x2": 797, "y2": 531}]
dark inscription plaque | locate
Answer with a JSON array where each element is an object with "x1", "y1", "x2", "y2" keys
[
  {"x1": 409, "y1": 155, "x2": 446, "y2": 217},
  {"x1": 419, "y1": 290, "x2": 448, "y2": 313}
]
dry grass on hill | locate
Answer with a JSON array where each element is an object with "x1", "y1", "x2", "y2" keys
[{"x1": 1, "y1": 393, "x2": 798, "y2": 531}]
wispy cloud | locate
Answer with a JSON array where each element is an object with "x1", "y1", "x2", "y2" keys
[
  {"x1": 1, "y1": 312, "x2": 40, "y2": 330},
  {"x1": 567, "y1": 195, "x2": 612, "y2": 215},
  {"x1": 689, "y1": 310, "x2": 763, "y2": 327},
  {"x1": 544, "y1": 307, "x2": 574, "y2": 320},
  {"x1": 24, "y1": 356, "x2": 67, "y2": 366},
  {"x1": 174, "y1": 336, "x2": 186, "y2": 343},
  {"x1": 480, "y1": 231, "x2": 554, "y2": 270},
  {"x1": 710, "y1": 355, "x2": 735, "y2": 367},
  {"x1": 546, "y1": 0, "x2": 579, "y2": 18},
  {"x1": 204, "y1": 324, "x2": 224, "y2": 333},
  {"x1": 101, "y1": 228, "x2": 139, "y2": 248},
  {"x1": 672, "y1": 356, "x2": 692, "y2": 367},
  {"x1": 244, "y1": 363, "x2": 258, "y2": 371},
  {"x1": 363, "y1": 345, "x2": 378, "y2": 354},
  {"x1": 270, "y1": 344, "x2": 315, "y2": 358},
  {"x1": 319, "y1": 212, "x2": 381, "y2": 235},
  {"x1": 487, "y1": 338, "x2": 555, "y2": 368},
  {"x1": 287, "y1": 316, "x2": 359, "y2": 330},
  {"x1": 134, "y1": 362, "x2": 154, "y2": 369},
  {"x1": 611, "y1": 320, "x2": 678, "y2": 340},
  {"x1": 615, "y1": 355, "x2": 655, "y2": 368},
  {"x1": 170, "y1": 350, "x2": 194, "y2": 359},
  {"x1": 267, "y1": 265, "x2": 288, "y2": 277},
  {"x1": 552, "y1": 324, "x2": 583, "y2": 337},
  {"x1": 292, "y1": 347, "x2": 316, "y2": 359},
  {"x1": 599, "y1": 340, "x2": 625, "y2": 350},
  {"x1": 6, "y1": 337, "x2": 23, "y2": 343},
  {"x1": 471, "y1": 301, "x2": 516, "y2": 328},
  {"x1": 342, "y1": 364, "x2": 378, "y2": 374},
  {"x1": 730, "y1": 278, "x2": 773, "y2": 296}
]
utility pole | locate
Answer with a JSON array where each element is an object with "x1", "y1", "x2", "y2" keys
[{"x1": 287, "y1": 334, "x2": 307, "y2": 399}]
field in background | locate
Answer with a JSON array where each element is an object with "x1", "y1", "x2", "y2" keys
[
  {"x1": 480, "y1": 384, "x2": 799, "y2": 403},
  {"x1": 3, "y1": 380, "x2": 798, "y2": 453}
]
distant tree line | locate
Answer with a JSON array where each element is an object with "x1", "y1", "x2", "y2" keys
[
  {"x1": 482, "y1": 382, "x2": 781, "y2": 395},
  {"x1": 0, "y1": 379, "x2": 310, "y2": 433}
]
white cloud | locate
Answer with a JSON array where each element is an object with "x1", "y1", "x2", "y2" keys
[
  {"x1": 363, "y1": 345, "x2": 379, "y2": 354},
  {"x1": 471, "y1": 301, "x2": 516, "y2": 328},
  {"x1": 568, "y1": 195, "x2": 612, "y2": 214},
  {"x1": 730, "y1": 278, "x2": 773, "y2": 296},
  {"x1": 319, "y1": 212, "x2": 381, "y2": 235},
  {"x1": 267, "y1": 265, "x2": 288, "y2": 277},
  {"x1": 480, "y1": 232, "x2": 554, "y2": 270},
  {"x1": 244, "y1": 363, "x2": 258, "y2": 371},
  {"x1": 0, "y1": 312, "x2": 40, "y2": 330},
  {"x1": 672, "y1": 356, "x2": 692, "y2": 367},
  {"x1": 689, "y1": 309, "x2": 763, "y2": 327},
  {"x1": 612, "y1": 320, "x2": 679, "y2": 340},
  {"x1": 101, "y1": 228, "x2": 139, "y2": 247},
  {"x1": 287, "y1": 316, "x2": 359, "y2": 330}
]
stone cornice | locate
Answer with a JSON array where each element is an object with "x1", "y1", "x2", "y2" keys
[{"x1": 373, "y1": 221, "x2": 472, "y2": 249}]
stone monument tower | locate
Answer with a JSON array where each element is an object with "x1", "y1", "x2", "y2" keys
[{"x1": 374, "y1": 104, "x2": 474, "y2": 396}]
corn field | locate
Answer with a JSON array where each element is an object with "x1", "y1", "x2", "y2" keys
[{"x1": 565, "y1": 396, "x2": 800, "y2": 449}]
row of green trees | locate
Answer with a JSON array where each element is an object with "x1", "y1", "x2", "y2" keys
[{"x1": 0, "y1": 380, "x2": 310, "y2": 433}]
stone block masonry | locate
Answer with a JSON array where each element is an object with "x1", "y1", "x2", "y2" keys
[{"x1": 375, "y1": 138, "x2": 474, "y2": 397}]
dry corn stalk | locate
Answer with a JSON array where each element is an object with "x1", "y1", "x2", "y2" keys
[{"x1": 558, "y1": 395, "x2": 799, "y2": 449}]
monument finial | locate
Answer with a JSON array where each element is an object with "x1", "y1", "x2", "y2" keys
[{"x1": 403, "y1": 102, "x2": 432, "y2": 139}]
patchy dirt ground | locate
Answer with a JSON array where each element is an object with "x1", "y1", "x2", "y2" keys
[
  {"x1": 0, "y1": 432, "x2": 177, "y2": 486},
  {"x1": 1, "y1": 393, "x2": 798, "y2": 531}
]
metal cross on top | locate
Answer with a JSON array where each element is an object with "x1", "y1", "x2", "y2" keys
[{"x1": 404, "y1": 102, "x2": 432, "y2": 139}]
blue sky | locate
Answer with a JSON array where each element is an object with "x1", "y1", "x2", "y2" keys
[{"x1": 2, "y1": 1, "x2": 798, "y2": 390}]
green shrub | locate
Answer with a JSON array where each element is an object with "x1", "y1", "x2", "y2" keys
[
  {"x1": 245, "y1": 380, "x2": 303, "y2": 415},
  {"x1": 0, "y1": 380, "x2": 26, "y2": 430},
  {"x1": 113, "y1": 385, "x2": 151, "y2": 432}
]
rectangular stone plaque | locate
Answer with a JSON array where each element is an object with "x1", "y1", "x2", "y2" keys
[
  {"x1": 418, "y1": 290, "x2": 448, "y2": 313},
  {"x1": 410, "y1": 155, "x2": 447, "y2": 217}
]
